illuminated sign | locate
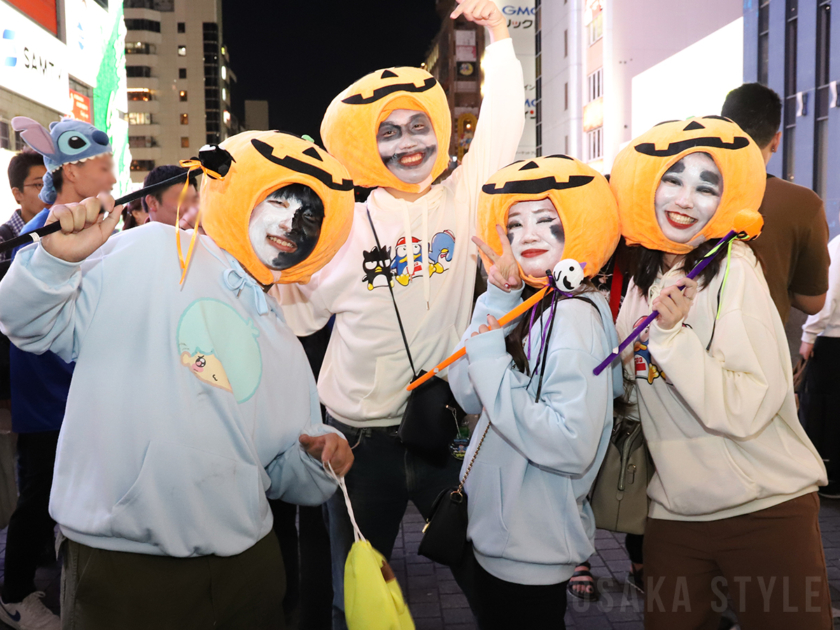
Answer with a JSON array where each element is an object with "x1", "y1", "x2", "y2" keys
[
  {"x1": 69, "y1": 89, "x2": 92, "y2": 122},
  {"x1": 65, "y1": 0, "x2": 112, "y2": 88},
  {"x1": 584, "y1": 0, "x2": 604, "y2": 26},
  {"x1": 0, "y1": 2, "x2": 68, "y2": 113},
  {"x1": 583, "y1": 97, "x2": 604, "y2": 132},
  {"x1": 631, "y1": 18, "x2": 744, "y2": 137},
  {"x1": 6, "y1": 0, "x2": 58, "y2": 36}
]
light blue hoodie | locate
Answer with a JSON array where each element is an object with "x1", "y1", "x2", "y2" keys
[
  {"x1": 0, "y1": 223, "x2": 342, "y2": 557},
  {"x1": 450, "y1": 283, "x2": 622, "y2": 586}
]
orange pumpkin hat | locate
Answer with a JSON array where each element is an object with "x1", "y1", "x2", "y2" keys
[
  {"x1": 320, "y1": 67, "x2": 451, "y2": 193},
  {"x1": 477, "y1": 155, "x2": 621, "y2": 288},
  {"x1": 200, "y1": 130, "x2": 355, "y2": 285},
  {"x1": 610, "y1": 116, "x2": 766, "y2": 254}
]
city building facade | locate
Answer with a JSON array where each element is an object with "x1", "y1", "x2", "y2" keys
[{"x1": 124, "y1": 0, "x2": 237, "y2": 184}]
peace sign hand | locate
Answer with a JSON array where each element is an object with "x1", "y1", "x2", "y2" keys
[{"x1": 472, "y1": 224, "x2": 523, "y2": 293}]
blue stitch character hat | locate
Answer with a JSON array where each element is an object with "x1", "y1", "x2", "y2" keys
[{"x1": 11, "y1": 116, "x2": 112, "y2": 205}]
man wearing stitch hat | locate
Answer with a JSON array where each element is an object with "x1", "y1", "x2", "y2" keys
[
  {"x1": 275, "y1": 0, "x2": 525, "y2": 623},
  {"x1": 0, "y1": 128, "x2": 356, "y2": 630}
]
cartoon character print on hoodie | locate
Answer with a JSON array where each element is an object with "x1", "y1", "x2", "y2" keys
[
  {"x1": 361, "y1": 245, "x2": 395, "y2": 290},
  {"x1": 362, "y1": 230, "x2": 456, "y2": 290},
  {"x1": 632, "y1": 315, "x2": 667, "y2": 385}
]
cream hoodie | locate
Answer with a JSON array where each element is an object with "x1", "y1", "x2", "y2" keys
[
  {"x1": 617, "y1": 242, "x2": 826, "y2": 521},
  {"x1": 276, "y1": 39, "x2": 525, "y2": 427}
]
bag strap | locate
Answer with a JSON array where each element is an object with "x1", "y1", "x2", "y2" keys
[
  {"x1": 365, "y1": 207, "x2": 417, "y2": 379},
  {"x1": 326, "y1": 462, "x2": 365, "y2": 543},
  {"x1": 456, "y1": 421, "x2": 492, "y2": 494}
]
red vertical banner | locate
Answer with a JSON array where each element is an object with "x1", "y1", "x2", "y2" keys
[
  {"x1": 6, "y1": 0, "x2": 58, "y2": 36},
  {"x1": 69, "y1": 90, "x2": 93, "y2": 123}
]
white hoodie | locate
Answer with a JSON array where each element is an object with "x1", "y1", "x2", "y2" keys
[
  {"x1": 617, "y1": 242, "x2": 826, "y2": 521},
  {"x1": 276, "y1": 39, "x2": 525, "y2": 427}
]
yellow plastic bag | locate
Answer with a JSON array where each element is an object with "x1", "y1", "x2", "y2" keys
[{"x1": 328, "y1": 465, "x2": 415, "y2": 630}]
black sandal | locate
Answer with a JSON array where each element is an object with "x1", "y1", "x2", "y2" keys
[{"x1": 567, "y1": 561, "x2": 600, "y2": 602}]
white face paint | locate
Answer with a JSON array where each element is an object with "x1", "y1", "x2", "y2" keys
[
  {"x1": 506, "y1": 198, "x2": 565, "y2": 279},
  {"x1": 377, "y1": 109, "x2": 438, "y2": 185},
  {"x1": 248, "y1": 186, "x2": 324, "y2": 271},
  {"x1": 654, "y1": 152, "x2": 723, "y2": 244}
]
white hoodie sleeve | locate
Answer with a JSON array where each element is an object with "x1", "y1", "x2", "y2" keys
[
  {"x1": 802, "y1": 235, "x2": 840, "y2": 343},
  {"x1": 648, "y1": 257, "x2": 790, "y2": 440},
  {"x1": 446, "y1": 38, "x2": 525, "y2": 217}
]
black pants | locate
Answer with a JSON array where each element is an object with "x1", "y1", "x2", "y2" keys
[
  {"x1": 2, "y1": 430, "x2": 59, "y2": 603},
  {"x1": 270, "y1": 500, "x2": 333, "y2": 630},
  {"x1": 799, "y1": 336, "x2": 840, "y2": 484},
  {"x1": 626, "y1": 533, "x2": 644, "y2": 565},
  {"x1": 473, "y1": 554, "x2": 568, "y2": 630}
]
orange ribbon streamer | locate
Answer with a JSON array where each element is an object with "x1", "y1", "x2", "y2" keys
[
  {"x1": 406, "y1": 286, "x2": 552, "y2": 392},
  {"x1": 174, "y1": 159, "x2": 224, "y2": 285}
]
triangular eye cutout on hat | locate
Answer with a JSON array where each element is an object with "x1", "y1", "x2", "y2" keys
[
  {"x1": 684, "y1": 121, "x2": 705, "y2": 131},
  {"x1": 519, "y1": 161, "x2": 540, "y2": 170},
  {"x1": 380, "y1": 70, "x2": 398, "y2": 79},
  {"x1": 302, "y1": 147, "x2": 323, "y2": 161}
]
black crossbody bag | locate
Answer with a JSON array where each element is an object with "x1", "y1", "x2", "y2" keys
[{"x1": 366, "y1": 209, "x2": 464, "y2": 468}]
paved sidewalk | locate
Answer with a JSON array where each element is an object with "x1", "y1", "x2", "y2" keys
[{"x1": 4, "y1": 499, "x2": 840, "y2": 629}]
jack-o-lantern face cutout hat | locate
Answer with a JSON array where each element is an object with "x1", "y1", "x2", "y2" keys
[
  {"x1": 477, "y1": 155, "x2": 621, "y2": 288},
  {"x1": 321, "y1": 67, "x2": 452, "y2": 193},
  {"x1": 610, "y1": 116, "x2": 766, "y2": 255},
  {"x1": 200, "y1": 130, "x2": 355, "y2": 285}
]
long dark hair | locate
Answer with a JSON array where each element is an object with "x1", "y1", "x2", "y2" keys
[{"x1": 628, "y1": 239, "x2": 723, "y2": 297}]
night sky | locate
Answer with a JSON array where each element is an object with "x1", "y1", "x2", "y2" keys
[{"x1": 222, "y1": 0, "x2": 443, "y2": 144}]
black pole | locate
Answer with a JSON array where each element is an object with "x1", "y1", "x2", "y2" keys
[{"x1": 0, "y1": 171, "x2": 193, "y2": 255}]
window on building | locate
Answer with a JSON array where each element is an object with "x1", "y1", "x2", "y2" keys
[
  {"x1": 758, "y1": 0, "x2": 770, "y2": 85},
  {"x1": 177, "y1": 22, "x2": 185, "y2": 33},
  {"x1": 179, "y1": 68, "x2": 187, "y2": 79},
  {"x1": 535, "y1": 0, "x2": 542, "y2": 157},
  {"x1": 126, "y1": 42, "x2": 156, "y2": 55},
  {"x1": 181, "y1": 113, "x2": 189, "y2": 125},
  {"x1": 127, "y1": 112, "x2": 154, "y2": 125},
  {"x1": 128, "y1": 136, "x2": 158, "y2": 148},
  {"x1": 13, "y1": 130, "x2": 21, "y2": 151},
  {"x1": 124, "y1": 19, "x2": 161, "y2": 33},
  {"x1": 126, "y1": 66, "x2": 153, "y2": 78},
  {"x1": 131, "y1": 160, "x2": 156, "y2": 172},
  {"x1": 589, "y1": 11, "x2": 603, "y2": 45},
  {"x1": 178, "y1": 46, "x2": 187, "y2": 57},
  {"x1": 814, "y1": 0, "x2": 832, "y2": 198},
  {"x1": 127, "y1": 89, "x2": 154, "y2": 102},
  {"x1": 181, "y1": 137, "x2": 190, "y2": 148},
  {"x1": 0, "y1": 121, "x2": 10, "y2": 150},
  {"x1": 565, "y1": 135, "x2": 569, "y2": 155},
  {"x1": 587, "y1": 127, "x2": 603, "y2": 161},
  {"x1": 587, "y1": 68, "x2": 603, "y2": 102},
  {"x1": 783, "y1": 0, "x2": 798, "y2": 181},
  {"x1": 564, "y1": 82, "x2": 568, "y2": 110},
  {"x1": 564, "y1": 30, "x2": 568, "y2": 58},
  {"x1": 180, "y1": 90, "x2": 188, "y2": 102}
]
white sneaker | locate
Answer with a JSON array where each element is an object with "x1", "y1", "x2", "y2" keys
[{"x1": 0, "y1": 592, "x2": 60, "y2": 630}]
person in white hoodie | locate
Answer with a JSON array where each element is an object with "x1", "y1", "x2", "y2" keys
[
  {"x1": 449, "y1": 156, "x2": 622, "y2": 629},
  {"x1": 612, "y1": 117, "x2": 831, "y2": 630},
  {"x1": 0, "y1": 129, "x2": 356, "y2": 630},
  {"x1": 275, "y1": 0, "x2": 524, "y2": 625}
]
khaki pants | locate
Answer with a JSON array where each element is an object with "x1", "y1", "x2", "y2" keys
[
  {"x1": 644, "y1": 493, "x2": 832, "y2": 630},
  {"x1": 61, "y1": 532, "x2": 286, "y2": 630}
]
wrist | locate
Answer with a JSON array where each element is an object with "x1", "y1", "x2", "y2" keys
[{"x1": 487, "y1": 21, "x2": 510, "y2": 43}]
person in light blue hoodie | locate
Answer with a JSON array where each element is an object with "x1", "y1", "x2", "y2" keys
[
  {"x1": 449, "y1": 157, "x2": 623, "y2": 630},
  {"x1": 0, "y1": 129, "x2": 356, "y2": 630}
]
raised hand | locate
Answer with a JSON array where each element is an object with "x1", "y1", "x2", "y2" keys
[
  {"x1": 472, "y1": 224, "x2": 523, "y2": 293},
  {"x1": 40, "y1": 193, "x2": 122, "y2": 263},
  {"x1": 451, "y1": 0, "x2": 509, "y2": 41}
]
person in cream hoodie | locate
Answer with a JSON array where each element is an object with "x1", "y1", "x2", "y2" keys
[
  {"x1": 276, "y1": 0, "x2": 524, "y2": 625},
  {"x1": 612, "y1": 118, "x2": 830, "y2": 630}
]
